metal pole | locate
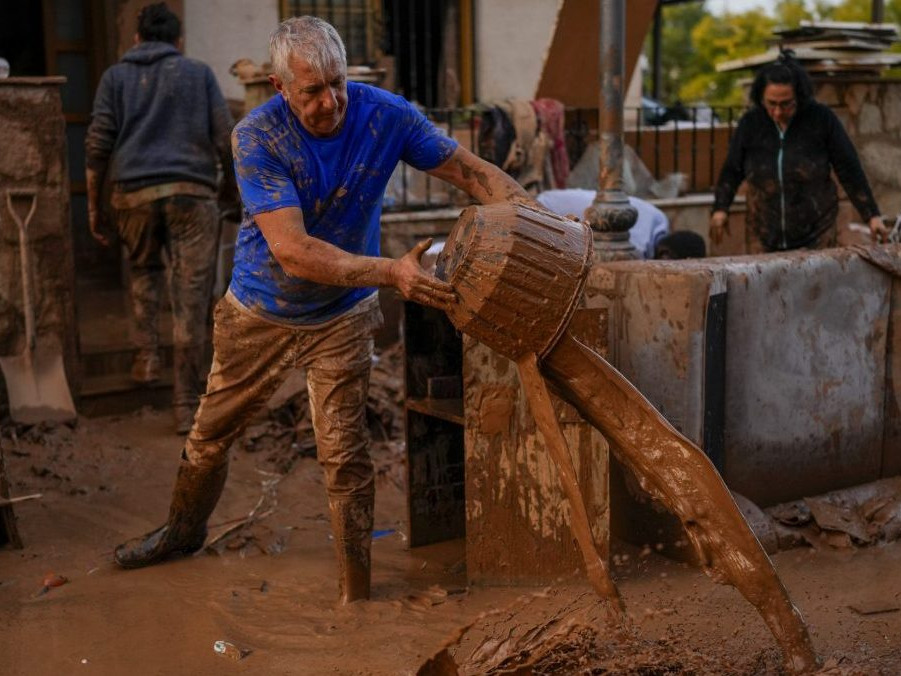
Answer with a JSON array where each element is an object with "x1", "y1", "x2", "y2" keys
[
  {"x1": 585, "y1": 0, "x2": 638, "y2": 261},
  {"x1": 872, "y1": 0, "x2": 885, "y2": 23},
  {"x1": 652, "y1": 2, "x2": 662, "y2": 101}
]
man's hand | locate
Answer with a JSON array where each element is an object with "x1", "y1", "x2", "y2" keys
[
  {"x1": 709, "y1": 210, "x2": 729, "y2": 246},
  {"x1": 868, "y1": 215, "x2": 890, "y2": 243},
  {"x1": 88, "y1": 207, "x2": 111, "y2": 247},
  {"x1": 86, "y1": 167, "x2": 111, "y2": 246},
  {"x1": 389, "y1": 239, "x2": 456, "y2": 312}
]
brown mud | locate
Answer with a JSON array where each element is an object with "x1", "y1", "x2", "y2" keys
[
  {"x1": 1, "y1": 407, "x2": 900, "y2": 674},
  {"x1": 544, "y1": 333, "x2": 817, "y2": 671}
]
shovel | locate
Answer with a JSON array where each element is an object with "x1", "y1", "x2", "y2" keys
[{"x1": 0, "y1": 189, "x2": 76, "y2": 425}]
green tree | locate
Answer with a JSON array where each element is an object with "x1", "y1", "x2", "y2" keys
[
  {"x1": 775, "y1": 0, "x2": 815, "y2": 27},
  {"x1": 644, "y1": 1, "x2": 710, "y2": 103},
  {"x1": 680, "y1": 9, "x2": 777, "y2": 105},
  {"x1": 645, "y1": 0, "x2": 901, "y2": 107}
]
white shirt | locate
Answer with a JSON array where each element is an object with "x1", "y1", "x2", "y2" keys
[{"x1": 536, "y1": 189, "x2": 669, "y2": 259}]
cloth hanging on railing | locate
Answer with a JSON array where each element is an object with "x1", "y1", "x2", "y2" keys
[
  {"x1": 505, "y1": 99, "x2": 550, "y2": 194},
  {"x1": 477, "y1": 105, "x2": 517, "y2": 170},
  {"x1": 477, "y1": 98, "x2": 559, "y2": 195},
  {"x1": 531, "y1": 98, "x2": 570, "y2": 189}
]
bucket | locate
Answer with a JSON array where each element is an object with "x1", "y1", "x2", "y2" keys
[{"x1": 436, "y1": 203, "x2": 593, "y2": 361}]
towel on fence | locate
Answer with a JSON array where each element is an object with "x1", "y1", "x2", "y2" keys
[{"x1": 532, "y1": 98, "x2": 570, "y2": 189}]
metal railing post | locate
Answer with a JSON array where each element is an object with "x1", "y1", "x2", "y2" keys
[{"x1": 584, "y1": 0, "x2": 638, "y2": 261}]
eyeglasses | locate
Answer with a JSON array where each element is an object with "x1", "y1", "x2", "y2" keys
[{"x1": 764, "y1": 98, "x2": 796, "y2": 111}]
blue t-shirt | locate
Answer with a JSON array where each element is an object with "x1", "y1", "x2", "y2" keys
[{"x1": 230, "y1": 82, "x2": 458, "y2": 324}]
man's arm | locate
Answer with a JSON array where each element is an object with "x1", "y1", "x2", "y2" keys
[
  {"x1": 253, "y1": 207, "x2": 456, "y2": 311},
  {"x1": 207, "y1": 68, "x2": 240, "y2": 219},
  {"x1": 85, "y1": 168, "x2": 109, "y2": 246},
  {"x1": 84, "y1": 70, "x2": 118, "y2": 246},
  {"x1": 426, "y1": 145, "x2": 543, "y2": 208}
]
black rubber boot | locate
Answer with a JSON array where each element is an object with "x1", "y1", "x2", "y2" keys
[
  {"x1": 329, "y1": 495, "x2": 374, "y2": 603},
  {"x1": 114, "y1": 457, "x2": 228, "y2": 569}
]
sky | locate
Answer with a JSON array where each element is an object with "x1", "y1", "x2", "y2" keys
[
  {"x1": 709, "y1": 0, "x2": 781, "y2": 13},
  {"x1": 708, "y1": 0, "x2": 831, "y2": 14}
]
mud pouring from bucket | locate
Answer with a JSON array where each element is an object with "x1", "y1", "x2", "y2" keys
[{"x1": 435, "y1": 202, "x2": 819, "y2": 674}]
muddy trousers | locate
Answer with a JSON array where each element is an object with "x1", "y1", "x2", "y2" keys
[
  {"x1": 184, "y1": 294, "x2": 381, "y2": 600},
  {"x1": 115, "y1": 195, "x2": 218, "y2": 424}
]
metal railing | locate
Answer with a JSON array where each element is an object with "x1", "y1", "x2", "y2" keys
[{"x1": 383, "y1": 104, "x2": 746, "y2": 212}]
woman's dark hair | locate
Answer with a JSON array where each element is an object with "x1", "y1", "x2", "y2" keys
[
  {"x1": 137, "y1": 2, "x2": 181, "y2": 44},
  {"x1": 749, "y1": 51, "x2": 814, "y2": 109}
]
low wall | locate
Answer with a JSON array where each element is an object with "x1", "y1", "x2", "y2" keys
[{"x1": 592, "y1": 244, "x2": 901, "y2": 507}]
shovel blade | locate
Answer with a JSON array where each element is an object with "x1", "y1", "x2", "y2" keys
[{"x1": 0, "y1": 345, "x2": 76, "y2": 425}]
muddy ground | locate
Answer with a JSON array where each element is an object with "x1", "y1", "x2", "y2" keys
[{"x1": 2, "y1": 374, "x2": 901, "y2": 674}]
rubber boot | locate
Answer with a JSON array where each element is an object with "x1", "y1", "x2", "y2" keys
[
  {"x1": 114, "y1": 455, "x2": 228, "y2": 569},
  {"x1": 173, "y1": 344, "x2": 205, "y2": 434},
  {"x1": 328, "y1": 495, "x2": 374, "y2": 603}
]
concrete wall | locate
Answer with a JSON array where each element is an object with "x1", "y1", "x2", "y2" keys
[
  {"x1": 475, "y1": 0, "x2": 561, "y2": 101},
  {"x1": 183, "y1": 0, "x2": 279, "y2": 102},
  {"x1": 594, "y1": 245, "x2": 901, "y2": 508}
]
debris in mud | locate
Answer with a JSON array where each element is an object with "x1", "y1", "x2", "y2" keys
[
  {"x1": 213, "y1": 640, "x2": 251, "y2": 661},
  {"x1": 848, "y1": 599, "x2": 901, "y2": 616},
  {"x1": 764, "y1": 478, "x2": 901, "y2": 550},
  {"x1": 399, "y1": 585, "x2": 449, "y2": 611},
  {"x1": 417, "y1": 589, "x2": 771, "y2": 675},
  {"x1": 206, "y1": 471, "x2": 284, "y2": 557},
  {"x1": 0, "y1": 492, "x2": 41, "y2": 508},
  {"x1": 33, "y1": 572, "x2": 68, "y2": 597}
]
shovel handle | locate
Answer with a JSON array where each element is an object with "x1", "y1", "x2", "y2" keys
[{"x1": 6, "y1": 190, "x2": 38, "y2": 356}]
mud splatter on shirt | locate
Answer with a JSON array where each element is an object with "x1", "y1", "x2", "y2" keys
[{"x1": 230, "y1": 82, "x2": 457, "y2": 324}]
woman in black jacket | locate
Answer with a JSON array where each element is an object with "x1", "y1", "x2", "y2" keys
[{"x1": 710, "y1": 53, "x2": 888, "y2": 251}]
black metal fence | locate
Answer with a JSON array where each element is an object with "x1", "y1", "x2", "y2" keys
[{"x1": 383, "y1": 104, "x2": 746, "y2": 212}]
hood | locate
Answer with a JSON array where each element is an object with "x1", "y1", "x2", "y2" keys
[{"x1": 120, "y1": 41, "x2": 181, "y2": 65}]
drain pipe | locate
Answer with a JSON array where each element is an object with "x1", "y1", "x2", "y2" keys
[{"x1": 585, "y1": 0, "x2": 638, "y2": 261}]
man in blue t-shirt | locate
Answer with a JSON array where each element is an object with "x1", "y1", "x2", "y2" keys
[{"x1": 114, "y1": 16, "x2": 538, "y2": 602}]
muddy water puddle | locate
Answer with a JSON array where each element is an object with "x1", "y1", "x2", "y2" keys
[{"x1": 3, "y1": 410, "x2": 901, "y2": 674}]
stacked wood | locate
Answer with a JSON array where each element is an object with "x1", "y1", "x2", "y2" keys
[{"x1": 717, "y1": 20, "x2": 901, "y2": 75}]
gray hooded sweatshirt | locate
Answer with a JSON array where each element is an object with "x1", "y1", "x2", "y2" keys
[{"x1": 85, "y1": 41, "x2": 233, "y2": 192}]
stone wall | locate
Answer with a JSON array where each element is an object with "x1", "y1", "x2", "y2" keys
[
  {"x1": 0, "y1": 78, "x2": 79, "y2": 410},
  {"x1": 816, "y1": 77, "x2": 901, "y2": 220}
]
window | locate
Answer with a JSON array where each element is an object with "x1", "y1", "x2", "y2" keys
[{"x1": 280, "y1": 0, "x2": 382, "y2": 66}]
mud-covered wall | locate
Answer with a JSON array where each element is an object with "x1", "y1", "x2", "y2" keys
[
  {"x1": 0, "y1": 78, "x2": 79, "y2": 409},
  {"x1": 594, "y1": 247, "x2": 901, "y2": 507},
  {"x1": 464, "y1": 309, "x2": 610, "y2": 584}
]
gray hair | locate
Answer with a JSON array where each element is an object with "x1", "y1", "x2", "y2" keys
[{"x1": 270, "y1": 16, "x2": 347, "y2": 82}]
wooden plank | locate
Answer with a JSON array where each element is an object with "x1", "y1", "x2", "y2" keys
[
  {"x1": 800, "y1": 20, "x2": 899, "y2": 35},
  {"x1": 717, "y1": 47, "x2": 901, "y2": 72},
  {"x1": 773, "y1": 38, "x2": 889, "y2": 51}
]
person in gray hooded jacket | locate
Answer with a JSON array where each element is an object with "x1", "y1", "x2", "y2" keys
[{"x1": 85, "y1": 2, "x2": 235, "y2": 433}]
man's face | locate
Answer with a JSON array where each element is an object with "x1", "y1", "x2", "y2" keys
[{"x1": 272, "y1": 54, "x2": 348, "y2": 137}]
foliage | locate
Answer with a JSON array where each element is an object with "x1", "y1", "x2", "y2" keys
[{"x1": 644, "y1": 0, "x2": 901, "y2": 107}]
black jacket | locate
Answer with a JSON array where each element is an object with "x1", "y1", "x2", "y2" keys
[{"x1": 713, "y1": 101, "x2": 879, "y2": 251}]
